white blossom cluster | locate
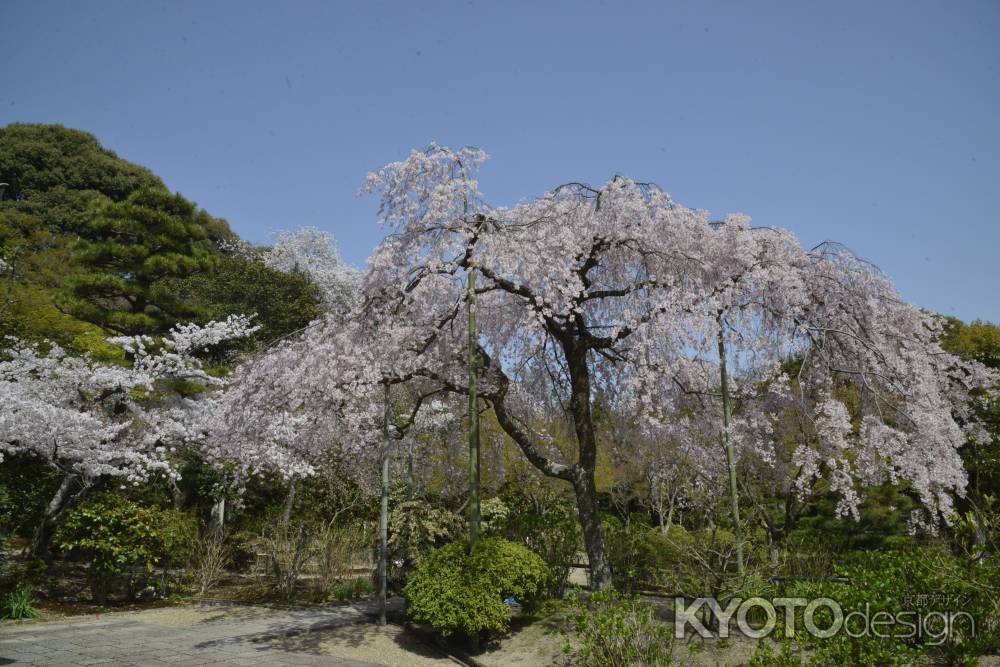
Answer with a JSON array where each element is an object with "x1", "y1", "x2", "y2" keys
[
  {"x1": 0, "y1": 315, "x2": 258, "y2": 484},
  {"x1": 262, "y1": 227, "x2": 360, "y2": 315},
  {"x1": 218, "y1": 230, "x2": 359, "y2": 317}
]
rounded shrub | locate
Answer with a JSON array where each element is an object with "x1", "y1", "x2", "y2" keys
[
  {"x1": 403, "y1": 537, "x2": 550, "y2": 639},
  {"x1": 604, "y1": 519, "x2": 699, "y2": 593},
  {"x1": 55, "y1": 495, "x2": 196, "y2": 604},
  {"x1": 468, "y1": 536, "x2": 552, "y2": 604}
]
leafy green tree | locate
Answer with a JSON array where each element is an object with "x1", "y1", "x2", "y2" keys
[
  {"x1": 0, "y1": 209, "x2": 121, "y2": 355},
  {"x1": 941, "y1": 317, "x2": 1000, "y2": 370},
  {"x1": 161, "y1": 251, "x2": 323, "y2": 345},
  {"x1": 940, "y1": 317, "x2": 1000, "y2": 554},
  {"x1": 1, "y1": 123, "x2": 238, "y2": 341},
  {"x1": 1, "y1": 123, "x2": 297, "y2": 344},
  {"x1": 0, "y1": 123, "x2": 164, "y2": 231},
  {"x1": 60, "y1": 187, "x2": 222, "y2": 334}
]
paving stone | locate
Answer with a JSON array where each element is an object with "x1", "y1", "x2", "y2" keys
[{"x1": 0, "y1": 602, "x2": 396, "y2": 667}]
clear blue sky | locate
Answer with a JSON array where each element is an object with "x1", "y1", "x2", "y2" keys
[{"x1": 2, "y1": 1, "x2": 998, "y2": 322}]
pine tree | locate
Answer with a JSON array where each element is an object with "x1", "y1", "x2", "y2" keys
[{"x1": 60, "y1": 187, "x2": 219, "y2": 334}]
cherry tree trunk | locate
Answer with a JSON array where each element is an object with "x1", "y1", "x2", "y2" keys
[
  {"x1": 566, "y1": 341, "x2": 612, "y2": 591},
  {"x1": 659, "y1": 489, "x2": 677, "y2": 536},
  {"x1": 280, "y1": 476, "x2": 297, "y2": 524},
  {"x1": 32, "y1": 472, "x2": 86, "y2": 561},
  {"x1": 486, "y1": 325, "x2": 614, "y2": 589},
  {"x1": 169, "y1": 478, "x2": 186, "y2": 510},
  {"x1": 573, "y1": 468, "x2": 612, "y2": 590},
  {"x1": 209, "y1": 498, "x2": 226, "y2": 535}
]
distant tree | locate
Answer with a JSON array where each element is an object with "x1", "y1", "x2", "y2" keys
[
  {"x1": 0, "y1": 123, "x2": 254, "y2": 342},
  {"x1": 163, "y1": 250, "x2": 325, "y2": 347},
  {"x1": 942, "y1": 318, "x2": 1000, "y2": 370},
  {"x1": 60, "y1": 187, "x2": 221, "y2": 334},
  {"x1": 0, "y1": 123, "x2": 164, "y2": 232},
  {"x1": 0, "y1": 209, "x2": 117, "y2": 353},
  {"x1": 941, "y1": 318, "x2": 1000, "y2": 553},
  {"x1": 262, "y1": 227, "x2": 359, "y2": 315}
]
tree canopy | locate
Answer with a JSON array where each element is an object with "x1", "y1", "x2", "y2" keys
[
  {"x1": 0, "y1": 123, "x2": 324, "y2": 346},
  {"x1": 213, "y1": 144, "x2": 997, "y2": 590},
  {"x1": 0, "y1": 123, "x2": 165, "y2": 234},
  {"x1": 60, "y1": 187, "x2": 221, "y2": 334}
]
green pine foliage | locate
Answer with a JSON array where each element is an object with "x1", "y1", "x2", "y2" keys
[
  {"x1": 0, "y1": 123, "x2": 164, "y2": 216},
  {"x1": 760, "y1": 548, "x2": 1000, "y2": 666},
  {"x1": 60, "y1": 187, "x2": 220, "y2": 333},
  {"x1": 0, "y1": 123, "x2": 321, "y2": 346}
]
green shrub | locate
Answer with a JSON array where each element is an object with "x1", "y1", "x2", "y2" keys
[
  {"x1": 328, "y1": 576, "x2": 374, "y2": 602},
  {"x1": 503, "y1": 499, "x2": 581, "y2": 597},
  {"x1": 468, "y1": 537, "x2": 552, "y2": 607},
  {"x1": 480, "y1": 497, "x2": 510, "y2": 535},
  {"x1": 54, "y1": 495, "x2": 197, "y2": 604},
  {"x1": 1, "y1": 584, "x2": 42, "y2": 620},
  {"x1": 766, "y1": 548, "x2": 999, "y2": 666},
  {"x1": 748, "y1": 640, "x2": 801, "y2": 667},
  {"x1": 603, "y1": 519, "x2": 684, "y2": 593},
  {"x1": 404, "y1": 537, "x2": 550, "y2": 640},
  {"x1": 388, "y1": 500, "x2": 463, "y2": 588},
  {"x1": 565, "y1": 589, "x2": 674, "y2": 667},
  {"x1": 604, "y1": 521, "x2": 758, "y2": 600}
]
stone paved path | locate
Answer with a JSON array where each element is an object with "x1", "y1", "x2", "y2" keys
[{"x1": 0, "y1": 599, "x2": 416, "y2": 666}]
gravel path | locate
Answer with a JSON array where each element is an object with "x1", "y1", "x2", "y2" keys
[{"x1": 0, "y1": 599, "x2": 443, "y2": 666}]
